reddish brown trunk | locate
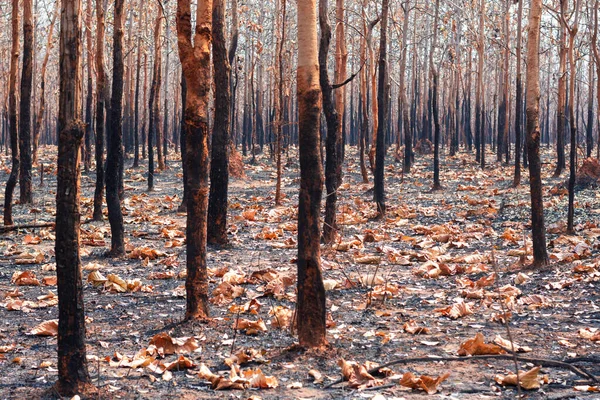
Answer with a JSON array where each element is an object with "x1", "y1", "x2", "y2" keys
[{"x1": 176, "y1": 0, "x2": 212, "y2": 320}]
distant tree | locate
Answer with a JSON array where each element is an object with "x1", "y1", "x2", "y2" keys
[
  {"x1": 93, "y1": 0, "x2": 107, "y2": 222},
  {"x1": 374, "y1": 0, "x2": 389, "y2": 217}
]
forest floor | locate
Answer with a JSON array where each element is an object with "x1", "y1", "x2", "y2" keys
[{"x1": 0, "y1": 145, "x2": 599, "y2": 400}]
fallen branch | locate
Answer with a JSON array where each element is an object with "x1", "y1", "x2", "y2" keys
[
  {"x1": 0, "y1": 222, "x2": 55, "y2": 234},
  {"x1": 324, "y1": 354, "x2": 598, "y2": 389}
]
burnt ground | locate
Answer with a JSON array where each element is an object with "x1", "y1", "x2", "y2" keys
[{"x1": 0, "y1": 145, "x2": 599, "y2": 399}]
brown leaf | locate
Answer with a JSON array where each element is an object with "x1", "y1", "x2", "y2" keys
[
  {"x1": 579, "y1": 328, "x2": 600, "y2": 341},
  {"x1": 147, "y1": 333, "x2": 199, "y2": 357},
  {"x1": 399, "y1": 371, "x2": 450, "y2": 394},
  {"x1": 11, "y1": 270, "x2": 40, "y2": 286},
  {"x1": 434, "y1": 302, "x2": 473, "y2": 319},
  {"x1": 233, "y1": 318, "x2": 268, "y2": 335},
  {"x1": 30, "y1": 319, "x2": 58, "y2": 336},
  {"x1": 269, "y1": 306, "x2": 293, "y2": 329},
  {"x1": 494, "y1": 366, "x2": 545, "y2": 390},
  {"x1": 403, "y1": 320, "x2": 430, "y2": 335},
  {"x1": 457, "y1": 333, "x2": 505, "y2": 356}
]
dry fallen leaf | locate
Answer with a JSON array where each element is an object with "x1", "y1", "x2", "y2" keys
[
  {"x1": 579, "y1": 328, "x2": 600, "y2": 341},
  {"x1": 434, "y1": 302, "x2": 473, "y2": 319},
  {"x1": 269, "y1": 306, "x2": 293, "y2": 329},
  {"x1": 147, "y1": 333, "x2": 199, "y2": 357},
  {"x1": 11, "y1": 270, "x2": 40, "y2": 286},
  {"x1": 494, "y1": 366, "x2": 546, "y2": 390},
  {"x1": 233, "y1": 318, "x2": 268, "y2": 335},
  {"x1": 399, "y1": 371, "x2": 450, "y2": 394},
  {"x1": 403, "y1": 320, "x2": 430, "y2": 335},
  {"x1": 458, "y1": 332, "x2": 505, "y2": 356},
  {"x1": 30, "y1": 319, "x2": 59, "y2": 336}
]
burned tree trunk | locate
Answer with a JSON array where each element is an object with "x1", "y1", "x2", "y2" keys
[
  {"x1": 431, "y1": 0, "x2": 441, "y2": 190},
  {"x1": 4, "y1": 0, "x2": 20, "y2": 226},
  {"x1": 374, "y1": 0, "x2": 389, "y2": 217},
  {"x1": 513, "y1": 0, "x2": 523, "y2": 187},
  {"x1": 297, "y1": 0, "x2": 327, "y2": 348},
  {"x1": 207, "y1": 0, "x2": 231, "y2": 245},
  {"x1": 19, "y1": 0, "x2": 34, "y2": 204},
  {"x1": 567, "y1": 0, "x2": 581, "y2": 234},
  {"x1": 83, "y1": 0, "x2": 93, "y2": 173},
  {"x1": 148, "y1": 5, "x2": 163, "y2": 191},
  {"x1": 54, "y1": 0, "x2": 93, "y2": 395},
  {"x1": 105, "y1": 0, "x2": 126, "y2": 256},
  {"x1": 525, "y1": 0, "x2": 549, "y2": 267},
  {"x1": 176, "y1": 0, "x2": 212, "y2": 320},
  {"x1": 93, "y1": 0, "x2": 107, "y2": 222}
]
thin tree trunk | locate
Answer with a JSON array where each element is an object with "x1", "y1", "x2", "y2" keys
[
  {"x1": 106, "y1": 0, "x2": 126, "y2": 256},
  {"x1": 525, "y1": 0, "x2": 549, "y2": 267},
  {"x1": 19, "y1": 0, "x2": 34, "y2": 204},
  {"x1": 297, "y1": 0, "x2": 327, "y2": 348},
  {"x1": 513, "y1": 0, "x2": 524, "y2": 186},
  {"x1": 431, "y1": 0, "x2": 441, "y2": 190},
  {"x1": 555, "y1": 0, "x2": 567, "y2": 177},
  {"x1": 176, "y1": 0, "x2": 212, "y2": 320},
  {"x1": 374, "y1": 0, "x2": 389, "y2": 217},
  {"x1": 133, "y1": 0, "x2": 143, "y2": 168},
  {"x1": 83, "y1": 0, "x2": 93, "y2": 173},
  {"x1": 93, "y1": 0, "x2": 107, "y2": 222},
  {"x1": 274, "y1": 0, "x2": 286, "y2": 206},
  {"x1": 4, "y1": 0, "x2": 20, "y2": 226},
  {"x1": 148, "y1": 5, "x2": 163, "y2": 191},
  {"x1": 207, "y1": 0, "x2": 231, "y2": 245},
  {"x1": 54, "y1": 0, "x2": 93, "y2": 394},
  {"x1": 567, "y1": 0, "x2": 582, "y2": 234},
  {"x1": 400, "y1": 0, "x2": 411, "y2": 173}
]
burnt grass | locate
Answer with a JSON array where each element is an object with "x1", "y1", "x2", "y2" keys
[{"x1": 0, "y1": 145, "x2": 599, "y2": 399}]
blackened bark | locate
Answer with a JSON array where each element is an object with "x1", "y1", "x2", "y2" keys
[
  {"x1": 4, "y1": 0, "x2": 20, "y2": 226},
  {"x1": 19, "y1": 0, "x2": 34, "y2": 204},
  {"x1": 319, "y1": 0, "x2": 340, "y2": 243},
  {"x1": 105, "y1": 0, "x2": 125, "y2": 256},
  {"x1": 83, "y1": 0, "x2": 93, "y2": 173},
  {"x1": 178, "y1": 76, "x2": 188, "y2": 212},
  {"x1": 93, "y1": 0, "x2": 106, "y2": 222},
  {"x1": 54, "y1": 0, "x2": 92, "y2": 395},
  {"x1": 207, "y1": 0, "x2": 231, "y2": 245},
  {"x1": 374, "y1": 0, "x2": 388, "y2": 216}
]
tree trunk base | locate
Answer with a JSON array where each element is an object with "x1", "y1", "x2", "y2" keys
[{"x1": 48, "y1": 381, "x2": 97, "y2": 399}]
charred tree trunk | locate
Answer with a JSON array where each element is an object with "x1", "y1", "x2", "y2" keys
[
  {"x1": 431, "y1": 0, "x2": 441, "y2": 190},
  {"x1": 93, "y1": 0, "x2": 107, "y2": 222},
  {"x1": 33, "y1": 4, "x2": 58, "y2": 166},
  {"x1": 513, "y1": 0, "x2": 524, "y2": 187},
  {"x1": 19, "y1": 0, "x2": 34, "y2": 204},
  {"x1": 567, "y1": 0, "x2": 581, "y2": 234},
  {"x1": 83, "y1": 0, "x2": 93, "y2": 173},
  {"x1": 177, "y1": 75, "x2": 188, "y2": 212},
  {"x1": 555, "y1": 0, "x2": 567, "y2": 177},
  {"x1": 148, "y1": 6, "x2": 163, "y2": 191},
  {"x1": 4, "y1": 0, "x2": 20, "y2": 226},
  {"x1": 319, "y1": 0, "x2": 340, "y2": 243},
  {"x1": 133, "y1": 0, "x2": 144, "y2": 168},
  {"x1": 525, "y1": 0, "x2": 549, "y2": 267},
  {"x1": 374, "y1": 0, "x2": 389, "y2": 217},
  {"x1": 54, "y1": 0, "x2": 93, "y2": 395},
  {"x1": 176, "y1": 0, "x2": 212, "y2": 320},
  {"x1": 207, "y1": 0, "x2": 231, "y2": 246},
  {"x1": 400, "y1": 0, "x2": 411, "y2": 173},
  {"x1": 105, "y1": 0, "x2": 126, "y2": 256},
  {"x1": 297, "y1": 0, "x2": 327, "y2": 348},
  {"x1": 274, "y1": 0, "x2": 286, "y2": 205}
]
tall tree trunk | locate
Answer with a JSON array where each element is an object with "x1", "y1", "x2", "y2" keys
[
  {"x1": 274, "y1": 0, "x2": 286, "y2": 205},
  {"x1": 177, "y1": 75, "x2": 188, "y2": 212},
  {"x1": 148, "y1": 5, "x2": 163, "y2": 191},
  {"x1": 142, "y1": 52, "x2": 148, "y2": 160},
  {"x1": 161, "y1": 14, "x2": 170, "y2": 170},
  {"x1": 555, "y1": 0, "x2": 567, "y2": 177},
  {"x1": 374, "y1": 0, "x2": 389, "y2": 217},
  {"x1": 83, "y1": 0, "x2": 93, "y2": 173},
  {"x1": 207, "y1": 0, "x2": 231, "y2": 245},
  {"x1": 176, "y1": 0, "x2": 212, "y2": 320},
  {"x1": 4, "y1": 0, "x2": 20, "y2": 226},
  {"x1": 106, "y1": 0, "x2": 126, "y2": 256},
  {"x1": 297, "y1": 0, "x2": 326, "y2": 348},
  {"x1": 93, "y1": 0, "x2": 107, "y2": 222},
  {"x1": 133, "y1": 0, "x2": 143, "y2": 168},
  {"x1": 54, "y1": 0, "x2": 93, "y2": 394},
  {"x1": 19, "y1": 0, "x2": 34, "y2": 205},
  {"x1": 431, "y1": 0, "x2": 441, "y2": 190},
  {"x1": 525, "y1": 0, "x2": 549, "y2": 267},
  {"x1": 319, "y1": 0, "x2": 339, "y2": 243},
  {"x1": 593, "y1": 1, "x2": 600, "y2": 160},
  {"x1": 400, "y1": 0, "x2": 411, "y2": 173},
  {"x1": 567, "y1": 0, "x2": 582, "y2": 234},
  {"x1": 477, "y1": 0, "x2": 485, "y2": 168},
  {"x1": 588, "y1": 37, "x2": 595, "y2": 158},
  {"x1": 513, "y1": 0, "x2": 524, "y2": 186},
  {"x1": 33, "y1": 3, "x2": 58, "y2": 166}
]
